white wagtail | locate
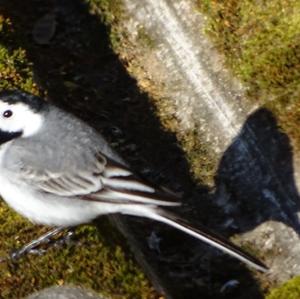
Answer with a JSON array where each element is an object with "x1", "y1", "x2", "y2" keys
[{"x1": 0, "y1": 90, "x2": 267, "y2": 271}]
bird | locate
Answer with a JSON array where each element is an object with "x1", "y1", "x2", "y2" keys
[{"x1": 0, "y1": 90, "x2": 267, "y2": 272}]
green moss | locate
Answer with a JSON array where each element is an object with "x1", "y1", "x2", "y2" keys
[
  {"x1": 0, "y1": 16, "x2": 38, "y2": 94},
  {"x1": 266, "y1": 276, "x2": 300, "y2": 299},
  {"x1": 85, "y1": 0, "x2": 123, "y2": 23},
  {"x1": 197, "y1": 0, "x2": 300, "y2": 91},
  {"x1": 84, "y1": 0, "x2": 125, "y2": 50},
  {"x1": 0, "y1": 203, "x2": 157, "y2": 299},
  {"x1": 179, "y1": 128, "x2": 217, "y2": 186},
  {"x1": 197, "y1": 0, "x2": 300, "y2": 150}
]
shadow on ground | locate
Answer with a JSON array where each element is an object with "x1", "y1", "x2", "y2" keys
[
  {"x1": 2, "y1": 0, "x2": 299, "y2": 298},
  {"x1": 215, "y1": 108, "x2": 300, "y2": 232}
]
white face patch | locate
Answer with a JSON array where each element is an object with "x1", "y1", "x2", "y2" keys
[{"x1": 0, "y1": 101, "x2": 43, "y2": 137}]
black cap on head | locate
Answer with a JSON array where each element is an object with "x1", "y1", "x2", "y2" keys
[{"x1": 0, "y1": 90, "x2": 48, "y2": 112}]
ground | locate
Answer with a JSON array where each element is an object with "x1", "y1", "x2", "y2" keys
[
  {"x1": 1, "y1": 0, "x2": 298, "y2": 298},
  {"x1": 197, "y1": 0, "x2": 300, "y2": 152},
  {"x1": 197, "y1": 1, "x2": 300, "y2": 298}
]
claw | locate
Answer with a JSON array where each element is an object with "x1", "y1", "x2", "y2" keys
[{"x1": 4, "y1": 227, "x2": 73, "y2": 262}]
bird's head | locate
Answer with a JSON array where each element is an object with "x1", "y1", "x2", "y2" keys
[{"x1": 0, "y1": 90, "x2": 47, "y2": 144}]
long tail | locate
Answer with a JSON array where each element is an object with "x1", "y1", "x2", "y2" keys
[{"x1": 146, "y1": 209, "x2": 268, "y2": 272}]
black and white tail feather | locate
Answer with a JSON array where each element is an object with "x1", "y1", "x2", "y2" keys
[
  {"x1": 147, "y1": 210, "x2": 267, "y2": 272},
  {"x1": 87, "y1": 158, "x2": 268, "y2": 272},
  {"x1": 19, "y1": 152, "x2": 267, "y2": 272}
]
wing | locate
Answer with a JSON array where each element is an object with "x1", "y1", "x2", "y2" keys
[{"x1": 19, "y1": 152, "x2": 180, "y2": 207}]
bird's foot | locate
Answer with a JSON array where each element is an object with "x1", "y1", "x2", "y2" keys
[{"x1": 0, "y1": 227, "x2": 74, "y2": 262}]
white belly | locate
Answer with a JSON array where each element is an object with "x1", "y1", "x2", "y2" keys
[{"x1": 0, "y1": 173, "x2": 116, "y2": 226}]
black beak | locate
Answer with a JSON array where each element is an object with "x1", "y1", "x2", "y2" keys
[{"x1": 0, "y1": 130, "x2": 22, "y2": 145}]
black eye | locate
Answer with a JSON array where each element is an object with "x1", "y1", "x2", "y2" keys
[{"x1": 3, "y1": 110, "x2": 13, "y2": 118}]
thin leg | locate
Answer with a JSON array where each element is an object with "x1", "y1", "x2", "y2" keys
[{"x1": 3, "y1": 227, "x2": 73, "y2": 262}]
